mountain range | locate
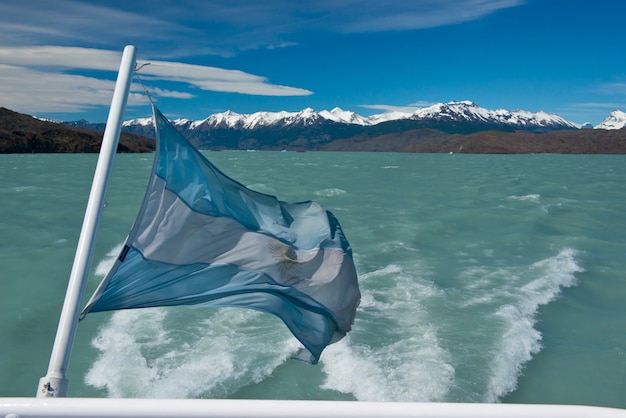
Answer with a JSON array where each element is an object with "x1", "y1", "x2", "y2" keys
[
  {"x1": 2, "y1": 101, "x2": 626, "y2": 153},
  {"x1": 123, "y1": 100, "x2": 626, "y2": 131},
  {"x1": 62, "y1": 101, "x2": 626, "y2": 151}
]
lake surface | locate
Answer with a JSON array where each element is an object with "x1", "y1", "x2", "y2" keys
[{"x1": 1, "y1": 152, "x2": 624, "y2": 408}]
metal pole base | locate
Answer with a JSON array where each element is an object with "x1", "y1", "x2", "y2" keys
[{"x1": 36, "y1": 376, "x2": 69, "y2": 398}]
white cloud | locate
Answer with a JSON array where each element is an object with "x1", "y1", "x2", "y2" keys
[
  {"x1": 0, "y1": 46, "x2": 123, "y2": 71},
  {"x1": 0, "y1": 64, "x2": 144, "y2": 113},
  {"x1": 0, "y1": 46, "x2": 312, "y2": 115},
  {"x1": 570, "y1": 102, "x2": 626, "y2": 110},
  {"x1": 186, "y1": 0, "x2": 525, "y2": 34},
  {"x1": 0, "y1": 0, "x2": 525, "y2": 54},
  {"x1": 320, "y1": 0, "x2": 525, "y2": 32},
  {"x1": 558, "y1": 82, "x2": 626, "y2": 123},
  {"x1": 144, "y1": 87, "x2": 195, "y2": 100},
  {"x1": 0, "y1": 0, "x2": 193, "y2": 48},
  {"x1": 594, "y1": 82, "x2": 626, "y2": 96},
  {"x1": 136, "y1": 61, "x2": 312, "y2": 96},
  {"x1": 359, "y1": 101, "x2": 435, "y2": 113}
]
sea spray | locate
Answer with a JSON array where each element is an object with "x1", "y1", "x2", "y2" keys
[
  {"x1": 88, "y1": 246, "x2": 298, "y2": 398},
  {"x1": 484, "y1": 248, "x2": 582, "y2": 401},
  {"x1": 322, "y1": 264, "x2": 455, "y2": 402},
  {"x1": 86, "y1": 307, "x2": 297, "y2": 398}
]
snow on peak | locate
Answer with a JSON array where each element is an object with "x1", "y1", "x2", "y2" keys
[
  {"x1": 121, "y1": 101, "x2": 579, "y2": 131},
  {"x1": 122, "y1": 117, "x2": 151, "y2": 127},
  {"x1": 172, "y1": 118, "x2": 192, "y2": 127},
  {"x1": 206, "y1": 110, "x2": 244, "y2": 128},
  {"x1": 451, "y1": 100, "x2": 477, "y2": 107},
  {"x1": 595, "y1": 110, "x2": 626, "y2": 130},
  {"x1": 294, "y1": 108, "x2": 319, "y2": 124},
  {"x1": 411, "y1": 101, "x2": 491, "y2": 123},
  {"x1": 319, "y1": 107, "x2": 371, "y2": 125},
  {"x1": 406, "y1": 101, "x2": 577, "y2": 128}
]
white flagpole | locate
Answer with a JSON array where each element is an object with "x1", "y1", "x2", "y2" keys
[{"x1": 37, "y1": 45, "x2": 137, "y2": 398}]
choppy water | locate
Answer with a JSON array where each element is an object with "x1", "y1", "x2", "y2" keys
[{"x1": 1, "y1": 152, "x2": 625, "y2": 408}]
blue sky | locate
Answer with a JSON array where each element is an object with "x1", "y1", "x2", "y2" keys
[{"x1": 1, "y1": 0, "x2": 625, "y2": 125}]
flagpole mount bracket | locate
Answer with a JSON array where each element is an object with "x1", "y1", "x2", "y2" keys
[{"x1": 36, "y1": 376, "x2": 69, "y2": 398}]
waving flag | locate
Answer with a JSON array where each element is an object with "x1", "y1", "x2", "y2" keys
[{"x1": 82, "y1": 105, "x2": 360, "y2": 363}]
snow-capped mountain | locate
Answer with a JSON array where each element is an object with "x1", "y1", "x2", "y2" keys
[
  {"x1": 67, "y1": 100, "x2": 626, "y2": 152},
  {"x1": 48, "y1": 100, "x2": 626, "y2": 152},
  {"x1": 595, "y1": 110, "x2": 626, "y2": 130},
  {"x1": 122, "y1": 117, "x2": 152, "y2": 128},
  {"x1": 185, "y1": 107, "x2": 365, "y2": 130},
  {"x1": 408, "y1": 101, "x2": 578, "y2": 130},
  {"x1": 121, "y1": 101, "x2": 578, "y2": 132}
]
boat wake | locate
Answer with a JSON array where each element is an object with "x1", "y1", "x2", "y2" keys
[{"x1": 87, "y1": 245, "x2": 582, "y2": 401}]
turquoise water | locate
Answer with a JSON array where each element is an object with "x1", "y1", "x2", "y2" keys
[{"x1": 1, "y1": 152, "x2": 625, "y2": 408}]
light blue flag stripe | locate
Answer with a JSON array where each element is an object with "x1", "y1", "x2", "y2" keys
[{"x1": 82, "y1": 105, "x2": 360, "y2": 363}]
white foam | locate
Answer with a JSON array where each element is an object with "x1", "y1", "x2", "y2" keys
[
  {"x1": 314, "y1": 188, "x2": 347, "y2": 197},
  {"x1": 508, "y1": 194, "x2": 541, "y2": 203},
  {"x1": 94, "y1": 243, "x2": 124, "y2": 277},
  {"x1": 13, "y1": 186, "x2": 35, "y2": 192},
  {"x1": 358, "y1": 264, "x2": 403, "y2": 281},
  {"x1": 86, "y1": 307, "x2": 297, "y2": 398},
  {"x1": 378, "y1": 240, "x2": 420, "y2": 254},
  {"x1": 321, "y1": 263, "x2": 454, "y2": 402},
  {"x1": 322, "y1": 327, "x2": 454, "y2": 402},
  {"x1": 85, "y1": 241, "x2": 582, "y2": 403},
  {"x1": 449, "y1": 249, "x2": 583, "y2": 402},
  {"x1": 484, "y1": 248, "x2": 582, "y2": 402},
  {"x1": 85, "y1": 310, "x2": 169, "y2": 398}
]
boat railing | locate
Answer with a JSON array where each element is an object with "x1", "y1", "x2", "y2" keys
[{"x1": 2, "y1": 398, "x2": 626, "y2": 418}]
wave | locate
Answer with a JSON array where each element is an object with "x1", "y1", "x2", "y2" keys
[
  {"x1": 321, "y1": 263, "x2": 455, "y2": 402},
  {"x1": 508, "y1": 194, "x2": 541, "y2": 203},
  {"x1": 459, "y1": 248, "x2": 582, "y2": 402},
  {"x1": 12, "y1": 185, "x2": 35, "y2": 192},
  {"x1": 314, "y1": 188, "x2": 347, "y2": 197},
  {"x1": 487, "y1": 248, "x2": 581, "y2": 401},
  {"x1": 88, "y1": 245, "x2": 297, "y2": 398},
  {"x1": 86, "y1": 244, "x2": 582, "y2": 402},
  {"x1": 86, "y1": 307, "x2": 298, "y2": 398},
  {"x1": 94, "y1": 244, "x2": 124, "y2": 277},
  {"x1": 322, "y1": 248, "x2": 582, "y2": 403}
]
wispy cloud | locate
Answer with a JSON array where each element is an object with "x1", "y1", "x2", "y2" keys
[
  {"x1": 0, "y1": 46, "x2": 312, "y2": 115},
  {"x1": 562, "y1": 82, "x2": 626, "y2": 118},
  {"x1": 569, "y1": 102, "x2": 626, "y2": 111},
  {"x1": 314, "y1": 0, "x2": 525, "y2": 32},
  {"x1": 0, "y1": 63, "x2": 147, "y2": 113},
  {"x1": 0, "y1": 1, "x2": 195, "y2": 49},
  {"x1": 359, "y1": 101, "x2": 435, "y2": 113},
  {"x1": 557, "y1": 100, "x2": 626, "y2": 125},
  {"x1": 594, "y1": 82, "x2": 626, "y2": 96},
  {"x1": 136, "y1": 60, "x2": 313, "y2": 96},
  {"x1": 0, "y1": 46, "x2": 124, "y2": 71},
  {"x1": 0, "y1": 0, "x2": 527, "y2": 117},
  {"x1": 0, "y1": 0, "x2": 525, "y2": 55}
]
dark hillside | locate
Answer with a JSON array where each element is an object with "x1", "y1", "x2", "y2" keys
[
  {"x1": 322, "y1": 128, "x2": 626, "y2": 154},
  {"x1": 0, "y1": 107, "x2": 154, "y2": 153}
]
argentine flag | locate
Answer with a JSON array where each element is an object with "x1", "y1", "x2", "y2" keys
[{"x1": 82, "y1": 105, "x2": 360, "y2": 364}]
